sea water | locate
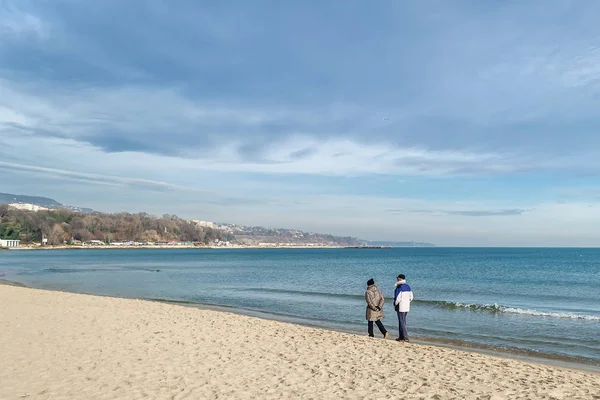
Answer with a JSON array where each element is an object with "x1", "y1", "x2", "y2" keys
[{"x1": 1, "y1": 247, "x2": 599, "y2": 366}]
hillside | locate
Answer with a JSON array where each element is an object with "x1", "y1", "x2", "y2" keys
[
  {"x1": 0, "y1": 192, "x2": 95, "y2": 214},
  {"x1": 0, "y1": 206, "x2": 232, "y2": 245},
  {"x1": 216, "y1": 223, "x2": 365, "y2": 247},
  {"x1": 366, "y1": 241, "x2": 435, "y2": 247},
  {"x1": 0, "y1": 193, "x2": 62, "y2": 208},
  {"x1": 0, "y1": 192, "x2": 434, "y2": 247}
]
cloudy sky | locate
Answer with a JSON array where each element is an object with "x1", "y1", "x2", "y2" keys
[{"x1": 2, "y1": 0, "x2": 600, "y2": 246}]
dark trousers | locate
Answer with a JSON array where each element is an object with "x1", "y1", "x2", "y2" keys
[
  {"x1": 368, "y1": 320, "x2": 387, "y2": 337},
  {"x1": 397, "y1": 312, "x2": 408, "y2": 340}
]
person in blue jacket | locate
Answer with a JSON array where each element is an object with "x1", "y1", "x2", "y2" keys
[{"x1": 394, "y1": 274, "x2": 413, "y2": 342}]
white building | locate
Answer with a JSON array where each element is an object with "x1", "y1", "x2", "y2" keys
[
  {"x1": 192, "y1": 220, "x2": 216, "y2": 229},
  {"x1": 8, "y1": 203, "x2": 49, "y2": 212},
  {"x1": 0, "y1": 239, "x2": 20, "y2": 248}
]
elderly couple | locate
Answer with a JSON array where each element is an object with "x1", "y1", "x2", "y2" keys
[{"x1": 365, "y1": 275, "x2": 413, "y2": 342}]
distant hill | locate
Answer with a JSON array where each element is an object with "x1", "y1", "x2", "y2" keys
[
  {"x1": 0, "y1": 192, "x2": 95, "y2": 214},
  {"x1": 0, "y1": 193, "x2": 62, "y2": 208},
  {"x1": 366, "y1": 241, "x2": 435, "y2": 247},
  {"x1": 0, "y1": 192, "x2": 434, "y2": 246},
  {"x1": 215, "y1": 223, "x2": 366, "y2": 247}
]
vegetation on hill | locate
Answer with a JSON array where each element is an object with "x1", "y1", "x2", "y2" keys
[
  {"x1": 0, "y1": 205, "x2": 232, "y2": 245},
  {"x1": 0, "y1": 193, "x2": 62, "y2": 208},
  {"x1": 366, "y1": 240, "x2": 435, "y2": 247},
  {"x1": 217, "y1": 223, "x2": 365, "y2": 247},
  {"x1": 1, "y1": 193, "x2": 427, "y2": 247}
]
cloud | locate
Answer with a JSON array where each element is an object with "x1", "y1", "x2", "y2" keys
[
  {"x1": 0, "y1": 3, "x2": 47, "y2": 42},
  {"x1": 446, "y1": 209, "x2": 532, "y2": 217},
  {"x1": 4, "y1": 73, "x2": 595, "y2": 179},
  {"x1": 1, "y1": 76, "x2": 523, "y2": 178},
  {"x1": 387, "y1": 208, "x2": 532, "y2": 217},
  {"x1": 0, "y1": 161, "x2": 189, "y2": 192},
  {"x1": 289, "y1": 147, "x2": 317, "y2": 161},
  {"x1": 1, "y1": 1, "x2": 600, "y2": 170}
]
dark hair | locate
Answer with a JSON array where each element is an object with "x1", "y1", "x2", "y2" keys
[
  {"x1": 367, "y1": 278, "x2": 375, "y2": 286},
  {"x1": 397, "y1": 274, "x2": 405, "y2": 280}
]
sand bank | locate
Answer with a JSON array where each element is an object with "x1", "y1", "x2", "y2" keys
[{"x1": 1, "y1": 285, "x2": 598, "y2": 399}]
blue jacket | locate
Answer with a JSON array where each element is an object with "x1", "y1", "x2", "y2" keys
[{"x1": 394, "y1": 281, "x2": 413, "y2": 312}]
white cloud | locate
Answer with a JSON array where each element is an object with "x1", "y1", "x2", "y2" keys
[
  {"x1": 0, "y1": 160, "x2": 169, "y2": 188},
  {"x1": 0, "y1": 2, "x2": 47, "y2": 42},
  {"x1": 0, "y1": 77, "x2": 585, "y2": 178},
  {"x1": 208, "y1": 136, "x2": 509, "y2": 176},
  {"x1": 0, "y1": 118, "x2": 510, "y2": 179}
]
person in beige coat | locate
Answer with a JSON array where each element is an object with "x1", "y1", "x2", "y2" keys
[{"x1": 365, "y1": 278, "x2": 388, "y2": 338}]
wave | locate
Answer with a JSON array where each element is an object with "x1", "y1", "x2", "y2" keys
[
  {"x1": 419, "y1": 300, "x2": 600, "y2": 321},
  {"x1": 43, "y1": 268, "x2": 117, "y2": 273},
  {"x1": 43, "y1": 267, "x2": 160, "y2": 273},
  {"x1": 244, "y1": 288, "x2": 600, "y2": 321},
  {"x1": 245, "y1": 287, "x2": 364, "y2": 301}
]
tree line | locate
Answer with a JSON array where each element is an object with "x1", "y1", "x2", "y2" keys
[{"x1": 0, "y1": 205, "x2": 233, "y2": 245}]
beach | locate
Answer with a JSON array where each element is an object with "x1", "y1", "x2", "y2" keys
[{"x1": 1, "y1": 284, "x2": 599, "y2": 400}]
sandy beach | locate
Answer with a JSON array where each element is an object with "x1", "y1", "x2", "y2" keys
[{"x1": 1, "y1": 285, "x2": 599, "y2": 400}]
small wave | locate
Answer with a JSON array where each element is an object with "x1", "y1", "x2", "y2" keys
[
  {"x1": 420, "y1": 300, "x2": 600, "y2": 321},
  {"x1": 44, "y1": 267, "x2": 160, "y2": 273},
  {"x1": 243, "y1": 288, "x2": 600, "y2": 321},
  {"x1": 123, "y1": 267, "x2": 161, "y2": 272},
  {"x1": 500, "y1": 307, "x2": 600, "y2": 321},
  {"x1": 245, "y1": 287, "x2": 364, "y2": 301},
  {"x1": 44, "y1": 268, "x2": 115, "y2": 273},
  {"x1": 416, "y1": 300, "x2": 503, "y2": 311}
]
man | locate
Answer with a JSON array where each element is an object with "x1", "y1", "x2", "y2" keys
[
  {"x1": 394, "y1": 274, "x2": 413, "y2": 342},
  {"x1": 365, "y1": 278, "x2": 388, "y2": 339}
]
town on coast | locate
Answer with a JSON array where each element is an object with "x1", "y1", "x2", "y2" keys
[{"x1": 0, "y1": 200, "x2": 428, "y2": 250}]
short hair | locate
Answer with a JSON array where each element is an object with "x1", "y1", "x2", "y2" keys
[{"x1": 397, "y1": 274, "x2": 405, "y2": 280}]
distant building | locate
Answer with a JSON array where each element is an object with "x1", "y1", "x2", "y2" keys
[
  {"x1": 0, "y1": 239, "x2": 20, "y2": 248},
  {"x1": 8, "y1": 203, "x2": 49, "y2": 212},
  {"x1": 192, "y1": 220, "x2": 216, "y2": 229}
]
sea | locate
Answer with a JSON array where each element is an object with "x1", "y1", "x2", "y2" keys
[{"x1": 1, "y1": 247, "x2": 599, "y2": 368}]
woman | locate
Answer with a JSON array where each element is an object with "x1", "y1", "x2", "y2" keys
[{"x1": 365, "y1": 278, "x2": 388, "y2": 338}]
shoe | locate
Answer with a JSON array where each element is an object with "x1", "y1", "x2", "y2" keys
[
  {"x1": 384, "y1": 332, "x2": 389, "y2": 339},
  {"x1": 395, "y1": 338, "x2": 402, "y2": 342}
]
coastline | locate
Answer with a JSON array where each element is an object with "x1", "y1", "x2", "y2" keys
[
  {"x1": 1, "y1": 283, "x2": 599, "y2": 399},
  {"x1": 5, "y1": 244, "x2": 348, "y2": 250},
  {"x1": 152, "y1": 298, "x2": 600, "y2": 373},
  {"x1": 1, "y1": 279, "x2": 598, "y2": 373}
]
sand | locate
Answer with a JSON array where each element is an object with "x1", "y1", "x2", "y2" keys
[{"x1": 1, "y1": 285, "x2": 599, "y2": 400}]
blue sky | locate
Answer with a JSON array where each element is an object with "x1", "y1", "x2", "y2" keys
[{"x1": 2, "y1": 0, "x2": 600, "y2": 246}]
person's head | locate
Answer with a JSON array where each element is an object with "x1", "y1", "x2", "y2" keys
[
  {"x1": 397, "y1": 274, "x2": 406, "y2": 281},
  {"x1": 367, "y1": 278, "x2": 375, "y2": 286}
]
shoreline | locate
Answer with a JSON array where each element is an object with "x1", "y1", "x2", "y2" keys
[
  {"x1": 2, "y1": 278, "x2": 598, "y2": 373},
  {"x1": 153, "y1": 298, "x2": 600, "y2": 373},
  {"x1": 4, "y1": 245, "x2": 348, "y2": 250},
  {"x1": 2, "y1": 284, "x2": 599, "y2": 399}
]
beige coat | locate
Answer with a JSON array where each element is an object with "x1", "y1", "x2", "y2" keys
[{"x1": 365, "y1": 284, "x2": 385, "y2": 321}]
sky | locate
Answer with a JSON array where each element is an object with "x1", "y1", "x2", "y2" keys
[{"x1": 2, "y1": 0, "x2": 600, "y2": 246}]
